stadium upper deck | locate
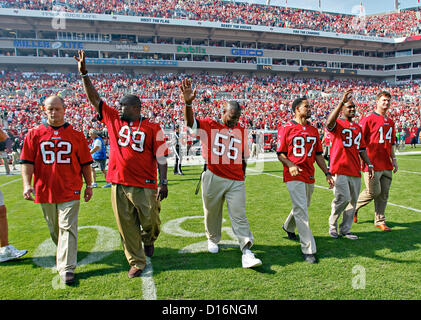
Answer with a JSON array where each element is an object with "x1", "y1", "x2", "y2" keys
[
  {"x1": 1, "y1": 2, "x2": 421, "y2": 82},
  {"x1": 1, "y1": 0, "x2": 420, "y2": 38}
]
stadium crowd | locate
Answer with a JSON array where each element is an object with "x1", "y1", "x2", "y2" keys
[
  {"x1": 1, "y1": 0, "x2": 420, "y2": 38},
  {"x1": 1, "y1": 71, "x2": 420, "y2": 147}
]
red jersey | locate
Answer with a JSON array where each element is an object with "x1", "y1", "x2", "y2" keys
[
  {"x1": 20, "y1": 123, "x2": 93, "y2": 204},
  {"x1": 99, "y1": 101, "x2": 169, "y2": 189},
  {"x1": 194, "y1": 117, "x2": 248, "y2": 181},
  {"x1": 360, "y1": 112, "x2": 395, "y2": 172},
  {"x1": 328, "y1": 118, "x2": 366, "y2": 177},
  {"x1": 277, "y1": 120, "x2": 323, "y2": 184}
]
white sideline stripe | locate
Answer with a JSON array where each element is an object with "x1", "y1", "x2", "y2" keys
[
  {"x1": 400, "y1": 170, "x2": 421, "y2": 175},
  {"x1": 141, "y1": 257, "x2": 157, "y2": 300},
  {"x1": 387, "y1": 203, "x2": 421, "y2": 213},
  {"x1": 0, "y1": 178, "x2": 21, "y2": 187},
  {"x1": 249, "y1": 169, "x2": 421, "y2": 214}
]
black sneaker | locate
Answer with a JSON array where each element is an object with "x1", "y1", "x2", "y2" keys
[
  {"x1": 302, "y1": 254, "x2": 318, "y2": 264},
  {"x1": 329, "y1": 230, "x2": 339, "y2": 239},
  {"x1": 63, "y1": 272, "x2": 75, "y2": 285},
  {"x1": 144, "y1": 244, "x2": 154, "y2": 257},
  {"x1": 282, "y1": 225, "x2": 298, "y2": 241}
]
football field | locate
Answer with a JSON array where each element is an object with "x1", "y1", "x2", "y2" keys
[{"x1": 1, "y1": 150, "x2": 421, "y2": 300}]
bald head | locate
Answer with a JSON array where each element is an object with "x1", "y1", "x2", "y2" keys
[
  {"x1": 120, "y1": 94, "x2": 141, "y2": 109},
  {"x1": 44, "y1": 95, "x2": 65, "y2": 108},
  {"x1": 44, "y1": 95, "x2": 66, "y2": 126},
  {"x1": 224, "y1": 100, "x2": 241, "y2": 113},
  {"x1": 222, "y1": 100, "x2": 241, "y2": 127},
  {"x1": 118, "y1": 94, "x2": 142, "y2": 121}
]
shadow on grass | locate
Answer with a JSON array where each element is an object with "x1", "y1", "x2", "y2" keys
[
  {"x1": 2, "y1": 220, "x2": 420, "y2": 285},
  {"x1": 314, "y1": 219, "x2": 421, "y2": 263}
]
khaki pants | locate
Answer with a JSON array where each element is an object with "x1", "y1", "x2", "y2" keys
[
  {"x1": 284, "y1": 181, "x2": 316, "y2": 255},
  {"x1": 329, "y1": 174, "x2": 361, "y2": 235},
  {"x1": 0, "y1": 152, "x2": 10, "y2": 174},
  {"x1": 12, "y1": 151, "x2": 20, "y2": 169},
  {"x1": 356, "y1": 170, "x2": 393, "y2": 226},
  {"x1": 41, "y1": 200, "x2": 80, "y2": 276},
  {"x1": 201, "y1": 170, "x2": 254, "y2": 251},
  {"x1": 111, "y1": 184, "x2": 161, "y2": 270}
]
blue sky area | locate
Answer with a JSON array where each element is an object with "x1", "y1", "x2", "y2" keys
[{"x1": 236, "y1": 0, "x2": 421, "y2": 14}]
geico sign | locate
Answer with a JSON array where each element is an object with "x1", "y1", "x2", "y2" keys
[{"x1": 231, "y1": 49, "x2": 264, "y2": 56}]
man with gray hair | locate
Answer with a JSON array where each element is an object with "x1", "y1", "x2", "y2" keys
[{"x1": 20, "y1": 95, "x2": 93, "y2": 285}]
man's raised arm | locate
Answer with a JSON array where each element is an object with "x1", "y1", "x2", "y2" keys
[
  {"x1": 179, "y1": 78, "x2": 197, "y2": 128},
  {"x1": 74, "y1": 50, "x2": 101, "y2": 112},
  {"x1": 326, "y1": 89, "x2": 353, "y2": 131}
]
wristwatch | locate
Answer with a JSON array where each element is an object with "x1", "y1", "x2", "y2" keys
[
  {"x1": 325, "y1": 171, "x2": 332, "y2": 176},
  {"x1": 159, "y1": 179, "x2": 168, "y2": 185}
]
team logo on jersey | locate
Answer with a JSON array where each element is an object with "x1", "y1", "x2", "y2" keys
[{"x1": 54, "y1": 131, "x2": 58, "y2": 135}]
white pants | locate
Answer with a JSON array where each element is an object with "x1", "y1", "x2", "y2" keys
[
  {"x1": 201, "y1": 170, "x2": 254, "y2": 251},
  {"x1": 329, "y1": 174, "x2": 361, "y2": 235},
  {"x1": 284, "y1": 181, "x2": 316, "y2": 255}
]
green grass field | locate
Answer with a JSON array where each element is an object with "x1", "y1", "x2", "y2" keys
[{"x1": 1, "y1": 150, "x2": 421, "y2": 300}]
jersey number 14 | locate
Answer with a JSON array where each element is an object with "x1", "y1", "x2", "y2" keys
[{"x1": 378, "y1": 126, "x2": 393, "y2": 144}]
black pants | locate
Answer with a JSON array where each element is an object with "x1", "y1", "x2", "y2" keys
[{"x1": 174, "y1": 145, "x2": 183, "y2": 174}]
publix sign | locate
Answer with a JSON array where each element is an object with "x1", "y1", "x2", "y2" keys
[
  {"x1": 176, "y1": 46, "x2": 206, "y2": 54},
  {"x1": 13, "y1": 40, "x2": 84, "y2": 50}
]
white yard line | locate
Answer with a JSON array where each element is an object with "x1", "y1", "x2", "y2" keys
[
  {"x1": 248, "y1": 169, "x2": 421, "y2": 214},
  {"x1": 399, "y1": 170, "x2": 421, "y2": 175},
  {"x1": 141, "y1": 257, "x2": 157, "y2": 300},
  {"x1": 0, "y1": 178, "x2": 21, "y2": 187}
]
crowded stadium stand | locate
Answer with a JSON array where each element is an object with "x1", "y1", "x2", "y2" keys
[{"x1": 0, "y1": 1, "x2": 420, "y2": 147}]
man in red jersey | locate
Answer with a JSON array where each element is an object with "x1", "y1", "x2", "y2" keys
[
  {"x1": 277, "y1": 96, "x2": 334, "y2": 264},
  {"x1": 326, "y1": 89, "x2": 374, "y2": 240},
  {"x1": 20, "y1": 95, "x2": 93, "y2": 285},
  {"x1": 354, "y1": 91, "x2": 398, "y2": 231},
  {"x1": 75, "y1": 50, "x2": 169, "y2": 278},
  {"x1": 180, "y1": 78, "x2": 262, "y2": 269}
]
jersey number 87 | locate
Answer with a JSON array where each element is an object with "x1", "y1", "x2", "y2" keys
[{"x1": 292, "y1": 136, "x2": 317, "y2": 157}]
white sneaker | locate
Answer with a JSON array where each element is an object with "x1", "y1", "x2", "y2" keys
[
  {"x1": 242, "y1": 249, "x2": 262, "y2": 268},
  {"x1": 0, "y1": 245, "x2": 28, "y2": 263},
  {"x1": 91, "y1": 183, "x2": 98, "y2": 188},
  {"x1": 102, "y1": 183, "x2": 112, "y2": 188},
  {"x1": 207, "y1": 240, "x2": 219, "y2": 254}
]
